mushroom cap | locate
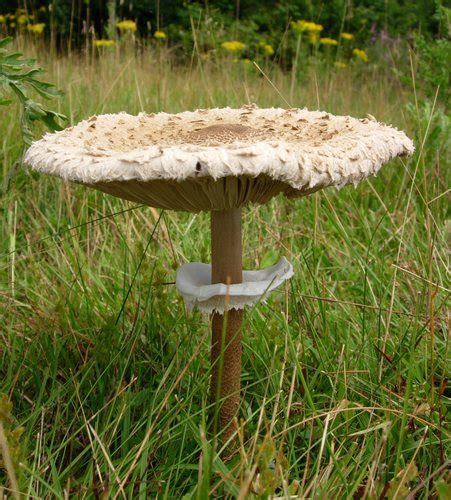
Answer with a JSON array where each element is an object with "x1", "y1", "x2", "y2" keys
[{"x1": 25, "y1": 105, "x2": 414, "y2": 212}]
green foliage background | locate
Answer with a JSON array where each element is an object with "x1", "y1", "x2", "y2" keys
[{"x1": 0, "y1": 0, "x2": 448, "y2": 44}]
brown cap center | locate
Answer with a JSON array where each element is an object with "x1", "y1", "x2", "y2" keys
[{"x1": 186, "y1": 123, "x2": 262, "y2": 144}]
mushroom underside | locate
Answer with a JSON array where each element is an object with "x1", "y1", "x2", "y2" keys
[{"x1": 84, "y1": 175, "x2": 317, "y2": 212}]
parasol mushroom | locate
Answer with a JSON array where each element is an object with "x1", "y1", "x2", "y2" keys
[{"x1": 25, "y1": 105, "x2": 414, "y2": 443}]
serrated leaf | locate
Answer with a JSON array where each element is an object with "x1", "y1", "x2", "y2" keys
[
  {"x1": 9, "y1": 82, "x2": 28, "y2": 103},
  {"x1": 28, "y1": 79, "x2": 62, "y2": 99},
  {"x1": 0, "y1": 39, "x2": 67, "y2": 147},
  {"x1": 1, "y1": 53, "x2": 35, "y2": 67},
  {"x1": 12, "y1": 68, "x2": 43, "y2": 79},
  {"x1": 0, "y1": 37, "x2": 13, "y2": 48},
  {"x1": 25, "y1": 100, "x2": 47, "y2": 118},
  {"x1": 39, "y1": 111, "x2": 65, "y2": 132}
]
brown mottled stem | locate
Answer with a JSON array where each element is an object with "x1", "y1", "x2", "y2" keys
[{"x1": 210, "y1": 208, "x2": 243, "y2": 443}]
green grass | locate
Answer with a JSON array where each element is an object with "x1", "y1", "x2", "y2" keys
[{"x1": 0, "y1": 43, "x2": 450, "y2": 498}]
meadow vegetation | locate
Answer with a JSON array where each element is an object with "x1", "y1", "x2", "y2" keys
[{"x1": 0, "y1": 2, "x2": 450, "y2": 498}]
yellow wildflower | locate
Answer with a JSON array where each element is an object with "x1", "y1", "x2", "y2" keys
[
  {"x1": 221, "y1": 40, "x2": 246, "y2": 52},
  {"x1": 27, "y1": 23, "x2": 45, "y2": 35},
  {"x1": 9, "y1": 14, "x2": 15, "y2": 20},
  {"x1": 0, "y1": 15, "x2": 5, "y2": 23},
  {"x1": 340, "y1": 32, "x2": 353, "y2": 40},
  {"x1": 311, "y1": 22, "x2": 323, "y2": 32},
  {"x1": 353, "y1": 48, "x2": 368, "y2": 62},
  {"x1": 94, "y1": 39, "x2": 115, "y2": 48},
  {"x1": 292, "y1": 20, "x2": 323, "y2": 34},
  {"x1": 320, "y1": 37, "x2": 338, "y2": 46},
  {"x1": 308, "y1": 32, "x2": 319, "y2": 44},
  {"x1": 116, "y1": 20, "x2": 137, "y2": 32},
  {"x1": 10, "y1": 22, "x2": 16, "y2": 28},
  {"x1": 154, "y1": 30, "x2": 167, "y2": 39},
  {"x1": 39, "y1": 6, "x2": 47, "y2": 12},
  {"x1": 334, "y1": 61, "x2": 347, "y2": 68},
  {"x1": 258, "y1": 42, "x2": 274, "y2": 56},
  {"x1": 18, "y1": 14, "x2": 27, "y2": 25}
]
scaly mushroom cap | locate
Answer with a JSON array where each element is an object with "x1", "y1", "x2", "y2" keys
[{"x1": 25, "y1": 105, "x2": 414, "y2": 212}]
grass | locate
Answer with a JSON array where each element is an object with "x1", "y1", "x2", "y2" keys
[{"x1": 0, "y1": 41, "x2": 450, "y2": 498}]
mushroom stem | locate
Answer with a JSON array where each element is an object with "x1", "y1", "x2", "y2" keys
[{"x1": 210, "y1": 208, "x2": 243, "y2": 442}]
